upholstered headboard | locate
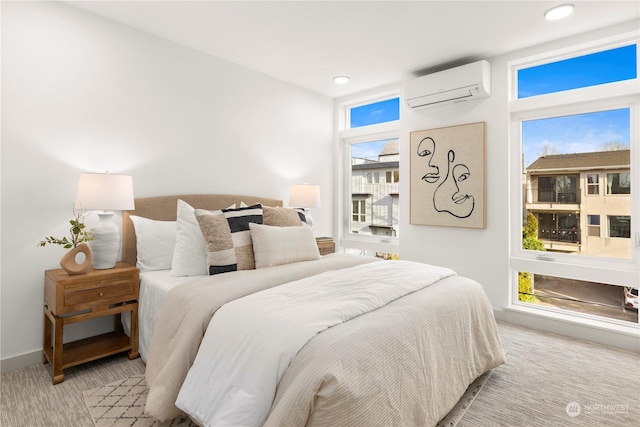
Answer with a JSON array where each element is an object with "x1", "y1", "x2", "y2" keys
[{"x1": 122, "y1": 194, "x2": 283, "y2": 267}]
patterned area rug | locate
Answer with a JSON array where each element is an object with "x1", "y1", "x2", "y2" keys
[
  {"x1": 84, "y1": 370, "x2": 493, "y2": 427},
  {"x1": 83, "y1": 375, "x2": 196, "y2": 427}
]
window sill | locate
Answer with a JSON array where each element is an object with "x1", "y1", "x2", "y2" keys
[
  {"x1": 505, "y1": 302, "x2": 639, "y2": 336},
  {"x1": 498, "y1": 304, "x2": 640, "y2": 352}
]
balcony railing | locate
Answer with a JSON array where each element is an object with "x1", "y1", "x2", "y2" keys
[
  {"x1": 539, "y1": 228, "x2": 581, "y2": 243},
  {"x1": 537, "y1": 190, "x2": 578, "y2": 204}
]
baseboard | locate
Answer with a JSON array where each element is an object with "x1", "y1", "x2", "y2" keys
[
  {"x1": 494, "y1": 308, "x2": 640, "y2": 353},
  {"x1": 1, "y1": 350, "x2": 43, "y2": 373}
]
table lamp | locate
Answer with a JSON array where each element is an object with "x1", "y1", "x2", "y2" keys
[
  {"x1": 289, "y1": 184, "x2": 320, "y2": 228},
  {"x1": 75, "y1": 173, "x2": 135, "y2": 269}
]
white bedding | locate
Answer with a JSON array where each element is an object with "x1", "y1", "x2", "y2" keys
[
  {"x1": 142, "y1": 255, "x2": 504, "y2": 426},
  {"x1": 122, "y1": 270, "x2": 205, "y2": 361},
  {"x1": 176, "y1": 261, "x2": 455, "y2": 426}
]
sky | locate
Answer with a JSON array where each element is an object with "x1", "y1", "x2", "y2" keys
[
  {"x1": 520, "y1": 44, "x2": 635, "y2": 167},
  {"x1": 349, "y1": 44, "x2": 636, "y2": 166}
]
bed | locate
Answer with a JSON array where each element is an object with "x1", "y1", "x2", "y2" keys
[{"x1": 122, "y1": 194, "x2": 505, "y2": 427}]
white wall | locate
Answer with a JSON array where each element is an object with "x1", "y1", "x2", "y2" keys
[
  {"x1": 399, "y1": 20, "x2": 639, "y2": 351},
  {"x1": 1, "y1": 1, "x2": 334, "y2": 366}
]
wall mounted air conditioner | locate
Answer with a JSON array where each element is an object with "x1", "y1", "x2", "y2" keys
[{"x1": 404, "y1": 60, "x2": 490, "y2": 110}]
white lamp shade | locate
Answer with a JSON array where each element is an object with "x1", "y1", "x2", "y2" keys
[
  {"x1": 75, "y1": 173, "x2": 135, "y2": 211},
  {"x1": 289, "y1": 184, "x2": 321, "y2": 208}
]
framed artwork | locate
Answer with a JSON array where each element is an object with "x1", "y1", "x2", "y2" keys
[{"x1": 410, "y1": 122, "x2": 486, "y2": 228}]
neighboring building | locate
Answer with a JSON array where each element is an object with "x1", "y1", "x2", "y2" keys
[
  {"x1": 525, "y1": 149, "x2": 631, "y2": 259},
  {"x1": 351, "y1": 139, "x2": 399, "y2": 237}
]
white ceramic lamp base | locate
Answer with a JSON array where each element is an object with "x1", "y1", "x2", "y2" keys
[{"x1": 90, "y1": 212, "x2": 119, "y2": 269}]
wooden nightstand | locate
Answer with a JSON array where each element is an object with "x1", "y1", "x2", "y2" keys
[
  {"x1": 316, "y1": 237, "x2": 335, "y2": 255},
  {"x1": 43, "y1": 262, "x2": 139, "y2": 384}
]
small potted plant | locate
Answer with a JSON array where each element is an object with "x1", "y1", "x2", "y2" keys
[{"x1": 39, "y1": 210, "x2": 94, "y2": 274}]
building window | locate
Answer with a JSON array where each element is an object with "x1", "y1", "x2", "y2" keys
[
  {"x1": 386, "y1": 170, "x2": 399, "y2": 183},
  {"x1": 608, "y1": 215, "x2": 631, "y2": 238},
  {"x1": 537, "y1": 213, "x2": 579, "y2": 243},
  {"x1": 587, "y1": 214, "x2": 601, "y2": 237},
  {"x1": 606, "y1": 172, "x2": 631, "y2": 194},
  {"x1": 587, "y1": 174, "x2": 599, "y2": 195},
  {"x1": 535, "y1": 175, "x2": 578, "y2": 203},
  {"x1": 510, "y1": 37, "x2": 637, "y2": 326},
  {"x1": 352, "y1": 200, "x2": 366, "y2": 223}
]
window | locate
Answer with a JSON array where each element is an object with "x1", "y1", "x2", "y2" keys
[
  {"x1": 535, "y1": 175, "x2": 578, "y2": 203},
  {"x1": 587, "y1": 174, "x2": 599, "y2": 195},
  {"x1": 510, "y1": 38, "x2": 638, "y2": 327},
  {"x1": 606, "y1": 172, "x2": 631, "y2": 194},
  {"x1": 517, "y1": 44, "x2": 637, "y2": 98},
  {"x1": 349, "y1": 98, "x2": 400, "y2": 128},
  {"x1": 587, "y1": 214, "x2": 601, "y2": 237},
  {"x1": 537, "y1": 213, "x2": 579, "y2": 243},
  {"x1": 352, "y1": 200, "x2": 366, "y2": 223},
  {"x1": 608, "y1": 215, "x2": 631, "y2": 238},
  {"x1": 340, "y1": 94, "x2": 400, "y2": 255}
]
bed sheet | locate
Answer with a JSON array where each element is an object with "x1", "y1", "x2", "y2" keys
[{"x1": 121, "y1": 270, "x2": 205, "y2": 361}]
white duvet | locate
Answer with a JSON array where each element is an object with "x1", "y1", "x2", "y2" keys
[{"x1": 175, "y1": 260, "x2": 455, "y2": 427}]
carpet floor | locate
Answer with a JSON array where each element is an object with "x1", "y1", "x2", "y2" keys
[{"x1": 1, "y1": 321, "x2": 638, "y2": 426}]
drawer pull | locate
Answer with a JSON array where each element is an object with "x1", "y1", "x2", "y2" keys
[{"x1": 99, "y1": 292, "x2": 104, "y2": 297}]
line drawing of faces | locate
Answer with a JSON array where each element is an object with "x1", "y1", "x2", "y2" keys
[
  {"x1": 416, "y1": 137, "x2": 440, "y2": 184},
  {"x1": 433, "y1": 149, "x2": 475, "y2": 219}
]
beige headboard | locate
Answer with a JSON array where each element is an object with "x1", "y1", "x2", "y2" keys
[{"x1": 122, "y1": 194, "x2": 283, "y2": 267}]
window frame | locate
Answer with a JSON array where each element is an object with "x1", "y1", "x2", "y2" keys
[
  {"x1": 508, "y1": 34, "x2": 640, "y2": 318},
  {"x1": 606, "y1": 171, "x2": 631, "y2": 195},
  {"x1": 337, "y1": 89, "x2": 401, "y2": 254},
  {"x1": 587, "y1": 214, "x2": 602, "y2": 238},
  {"x1": 587, "y1": 173, "x2": 600, "y2": 195}
]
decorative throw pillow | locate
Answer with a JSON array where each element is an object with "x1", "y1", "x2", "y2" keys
[
  {"x1": 263, "y1": 206, "x2": 303, "y2": 227},
  {"x1": 195, "y1": 204, "x2": 263, "y2": 275},
  {"x1": 171, "y1": 200, "x2": 238, "y2": 276},
  {"x1": 293, "y1": 208, "x2": 308, "y2": 224},
  {"x1": 250, "y1": 223, "x2": 320, "y2": 268},
  {"x1": 129, "y1": 215, "x2": 176, "y2": 272}
]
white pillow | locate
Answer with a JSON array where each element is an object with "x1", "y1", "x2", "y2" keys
[
  {"x1": 249, "y1": 223, "x2": 320, "y2": 269},
  {"x1": 171, "y1": 200, "x2": 237, "y2": 276},
  {"x1": 129, "y1": 215, "x2": 176, "y2": 272},
  {"x1": 170, "y1": 199, "x2": 209, "y2": 276}
]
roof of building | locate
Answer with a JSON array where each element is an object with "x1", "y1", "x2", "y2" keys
[
  {"x1": 379, "y1": 139, "x2": 399, "y2": 156},
  {"x1": 526, "y1": 149, "x2": 630, "y2": 171},
  {"x1": 352, "y1": 160, "x2": 399, "y2": 170}
]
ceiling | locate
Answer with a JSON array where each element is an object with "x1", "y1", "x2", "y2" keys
[{"x1": 66, "y1": 1, "x2": 639, "y2": 98}]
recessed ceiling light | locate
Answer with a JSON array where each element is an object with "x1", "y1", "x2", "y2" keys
[
  {"x1": 333, "y1": 76, "x2": 350, "y2": 84},
  {"x1": 544, "y1": 4, "x2": 574, "y2": 20}
]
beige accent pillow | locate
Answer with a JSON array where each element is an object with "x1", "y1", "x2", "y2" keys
[
  {"x1": 171, "y1": 200, "x2": 236, "y2": 276},
  {"x1": 195, "y1": 204, "x2": 263, "y2": 274},
  {"x1": 249, "y1": 223, "x2": 320, "y2": 269},
  {"x1": 263, "y1": 206, "x2": 304, "y2": 227}
]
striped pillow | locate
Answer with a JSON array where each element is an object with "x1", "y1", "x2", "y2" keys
[{"x1": 195, "y1": 204, "x2": 263, "y2": 275}]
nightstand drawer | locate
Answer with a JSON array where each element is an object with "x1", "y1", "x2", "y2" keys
[
  {"x1": 64, "y1": 281, "x2": 134, "y2": 307},
  {"x1": 45, "y1": 262, "x2": 139, "y2": 315}
]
